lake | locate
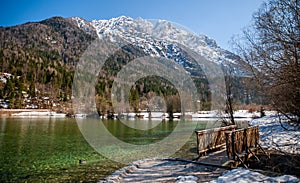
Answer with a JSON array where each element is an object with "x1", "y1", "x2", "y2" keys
[{"x1": 0, "y1": 117, "x2": 225, "y2": 182}]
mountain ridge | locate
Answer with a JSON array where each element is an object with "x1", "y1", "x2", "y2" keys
[{"x1": 72, "y1": 16, "x2": 247, "y2": 76}]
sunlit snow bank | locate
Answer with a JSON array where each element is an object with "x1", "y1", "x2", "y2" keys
[
  {"x1": 211, "y1": 115, "x2": 300, "y2": 183},
  {"x1": 210, "y1": 168, "x2": 299, "y2": 183},
  {"x1": 249, "y1": 115, "x2": 300, "y2": 154},
  {"x1": 11, "y1": 111, "x2": 66, "y2": 118}
]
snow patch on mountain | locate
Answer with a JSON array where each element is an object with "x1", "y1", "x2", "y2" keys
[
  {"x1": 71, "y1": 17, "x2": 95, "y2": 34},
  {"x1": 73, "y1": 16, "x2": 248, "y2": 76}
]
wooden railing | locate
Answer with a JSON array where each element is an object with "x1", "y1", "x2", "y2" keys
[
  {"x1": 194, "y1": 125, "x2": 268, "y2": 168},
  {"x1": 225, "y1": 126, "x2": 259, "y2": 158},
  {"x1": 195, "y1": 125, "x2": 236, "y2": 155},
  {"x1": 225, "y1": 126, "x2": 267, "y2": 167}
]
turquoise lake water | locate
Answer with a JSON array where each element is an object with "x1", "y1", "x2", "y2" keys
[{"x1": 0, "y1": 118, "x2": 221, "y2": 182}]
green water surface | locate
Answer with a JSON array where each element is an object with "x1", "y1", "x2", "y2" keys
[{"x1": 0, "y1": 118, "x2": 212, "y2": 182}]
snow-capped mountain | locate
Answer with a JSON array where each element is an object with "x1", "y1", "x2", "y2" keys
[{"x1": 72, "y1": 16, "x2": 247, "y2": 76}]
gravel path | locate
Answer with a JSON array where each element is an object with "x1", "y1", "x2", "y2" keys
[{"x1": 100, "y1": 158, "x2": 226, "y2": 183}]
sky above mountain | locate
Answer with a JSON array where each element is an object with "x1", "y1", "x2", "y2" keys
[{"x1": 0, "y1": 0, "x2": 263, "y2": 50}]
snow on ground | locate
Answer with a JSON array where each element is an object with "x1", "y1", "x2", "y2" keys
[
  {"x1": 100, "y1": 158, "x2": 224, "y2": 183},
  {"x1": 212, "y1": 115, "x2": 300, "y2": 183},
  {"x1": 249, "y1": 115, "x2": 300, "y2": 154},
  {"x1": 11, "y1": 111, "x2": 66, "y2": 118},
  {"x1": 210, "y1": 168, "x2": 299, "y2": 183}
]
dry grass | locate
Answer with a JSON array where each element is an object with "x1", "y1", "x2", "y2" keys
[{"x1": 246, "y1": 150, "x2": 300, "y2": 178}]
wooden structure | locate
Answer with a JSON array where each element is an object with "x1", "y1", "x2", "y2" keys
[
  {"x1": 225, "y1": 125, "x2": 268, "y2": 167},
  {"x1": 195, "y1": 125, "x2": 236, "y2": 155},
  {"x1": 195, "y1": 125, "x2": 268, "y2": 168}
]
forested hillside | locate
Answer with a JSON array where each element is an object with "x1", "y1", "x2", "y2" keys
[{"x1": 0, "y1": 17, "x2": 97, "y2": 110}]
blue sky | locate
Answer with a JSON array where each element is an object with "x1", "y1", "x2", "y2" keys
[{"x1": 0, "y1": 0, "x2": 263, "y2": 50}]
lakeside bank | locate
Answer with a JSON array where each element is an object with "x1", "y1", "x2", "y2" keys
[
  {"x1": 1, "y1": 109, "x2": 274, "y2": 120},
  {"x1": 0, "y1": 109, "x2": 66, "y2": 118}
]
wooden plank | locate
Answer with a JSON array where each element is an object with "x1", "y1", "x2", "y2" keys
[
  {"x1": 195, "y1": 125, "x2": 236, "y2": 155},
  {"x1": 224, "y1": 126, "x2": 262, "y2": 167},
  {"x1": 225, "y1": 132, "x2": 233, "y2": 158},
  {"x1": 197, "y1": 148, "x2": 230, "y2": 167}
]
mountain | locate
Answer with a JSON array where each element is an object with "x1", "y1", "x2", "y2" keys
[
  {"x1": 0, "y1": 16, "x2": 97, "y2": 67},
  {"x1": 74, "y1": 16, "x2": 247, "y2": 76},
  {"x1": 0, "y1": 16, "x2": 255, "y2": 112},
  {"x1": 0, "y1": 16, "x2": 97, "y2": 110}
]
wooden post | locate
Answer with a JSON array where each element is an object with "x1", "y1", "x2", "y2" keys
[
  {"x1": 225, "y1": 131, "x2": 233, "y2": 158},
  {"x1": 232, "y1": 131, "x2": 236, "y2": 161},
  {"x1": 195, "y1": 131, "x2": 200, "y2": 155}
]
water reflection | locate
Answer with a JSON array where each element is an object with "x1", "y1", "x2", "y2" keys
[
  {"x1": 118, "y1": 118, "x2": 163, "y2": 130},
  {"x1": 76, "y1": 118, "x2": 204, "y2": 163}
]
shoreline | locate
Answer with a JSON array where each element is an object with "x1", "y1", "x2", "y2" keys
[
  {"x1": 0, "y1": 109, "x2": 274, "y2": 119},
  {"x1": 100, "y1": 158, "x2": 225, "y2": 183},
  {"x1": 0, "y1": 109, "x2": 67, "y2": 118},
  {"x1": 100, "y1": 157, "x2": 299, "y2": 183}
]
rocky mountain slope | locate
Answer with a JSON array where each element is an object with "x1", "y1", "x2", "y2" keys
[{"x1": 73, "y1": 16, "x2": 247, "y2": 76}]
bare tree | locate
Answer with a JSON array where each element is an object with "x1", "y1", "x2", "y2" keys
[
  {"x1": 233, "y1": 0, "x2": 300, "y2": 123},
  {"x1": 225, "y1": 74, "x2": 235, "y2": 125},
  {"x1": 221, "y1": 64, "x2": 236, "y2": 125}
]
